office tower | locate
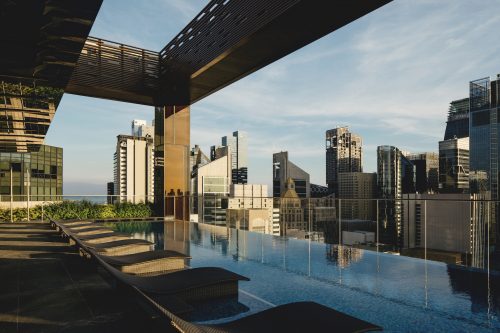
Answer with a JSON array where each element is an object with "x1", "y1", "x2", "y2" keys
[
  {"x1": 131, "y1": 119, "x2": 154, "y2": 138},
  {"x1": 402, "y1": 193, "x2": 472, "y2": 263},
  {"x1": 273, "y1": 151, "x2": 310, "y2": 198},
  {"x1": 338, "y1": 172, "x2": 376, "y2": 220},
  {"x1": 194, "y1": 147, "x2": 231, "y2": 224},
  {"x1": 0, "y1": 144, "x2": 62, "y2": 204},
  {"x1": 405, "y1": 152, "x2": 439, "y2": 193},
  {"x1": 212, "y1": 131, "x2": 248, "y2": 184},
  {"x1": 444, "y1": 98, "x2": 470, "y2": 140},
  {"x1": 326, "y1": 127, "x2": 362, "y2": 195},
  {"x1": 469, "y1": 75, "x2": 500, "y2": 197},
  {"x1": 305, "y1": 196, "x2": 336, "y2": 243},
  {"x1": 226, "y1": 184, "x2": 274, "y2": 234},
  {"x1": 114, "y1": 135, "x2": 154, "y2": 203},
  {"x1": 438, "y1": 138, "x2": 469, "y2": 193},
  {"x1": 469, "y1": 75, "x2": 500, "y2": 252},
  {"x1": 377, "y1": 145, "x2": 415, "y2": 249}
]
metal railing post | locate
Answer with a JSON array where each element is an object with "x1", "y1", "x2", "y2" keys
[
  {"x1": 10, "y1": 165, "x2": 13, "y2": 223},
  {"x1": 338, "y1": 198, "x2": 342, "y2": 245}
]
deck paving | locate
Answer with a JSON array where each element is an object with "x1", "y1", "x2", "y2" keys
[{"x1": 0, "y1": 222, "x2": 174, "y2": 333}]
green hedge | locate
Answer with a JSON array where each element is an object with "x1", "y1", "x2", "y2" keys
[{"x1": 0, "y1": 200, "x2": 154, "y2": 222}]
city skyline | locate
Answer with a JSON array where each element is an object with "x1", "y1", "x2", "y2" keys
[{"x1": 44, "y1": 0, "x2": 500, "y2": 194}]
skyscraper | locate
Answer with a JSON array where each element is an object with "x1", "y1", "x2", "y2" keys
[
  {"x1": 212, "y1": 131, "x2": 248, "y2": 184},
  {"x1": 469, "y1": 75, "x2": 500, "y2": 253},
  {"x1": 405, "y1": 152, "x2": 439, "y2": 193},
  {"x1": 131, "y1": 119, "x2": 154, "y2": 138},
  {"x1": 326, "y1": 127, "x2": 362, "y2": 195},
  {"x1": 444, "y1": 98, "x2": 470, "y2": 140},
  {"x1": 438, "y1": 138, "x2": 469, "y2": 193},
  {"x1": 114, "y1": 135, "x2": 154, "y2": 203},
  {"x1": 377, "y1": 145, "x2": 415, "y2": 249},
  {"x1": 193, "y1": 146, "x2": 231, "y2": 225},
  {"x1": 338, "y1": 172, "x2": 376, "y2": 220},
  {"x1": 469, "y1": 75, "x2": 500, "y2": 199},
  {"x1": 273, "y1": 151, "x2": 310, "y2": 198}
]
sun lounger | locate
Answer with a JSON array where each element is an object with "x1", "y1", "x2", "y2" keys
[
  {"x1": 77, "y1": 232, "x2": 131, "y2": 244},
  {"x1": 82, "y1": 239, "x2": 153, "y2": 256},
  {"x1": 67, "y1": 227, "x2": 114, "y2": 237},
  {"x1": 140, "y1": 289, "x2": 383, "y2": 333},
  {"x1": 92, "y1": 250, "x2": 249, "y2": 308},
  {"x1": 98, "y1": 250, "x2": 191, "y2": 274}
]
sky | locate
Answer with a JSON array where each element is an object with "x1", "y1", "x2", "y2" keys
[{"x1": 45, "y1": 0, "x2": 500, "y2": 195}]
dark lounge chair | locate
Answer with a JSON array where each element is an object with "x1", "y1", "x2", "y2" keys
[
  {"x1": 77, "y1": 232, "x2": 131, "y2": 244},
  {"x1": 82, "y1": 239, "x2": 154, "y2": 256},
  {"x1": 91, "y1": 250, "x2": 249, "y2": 313},
  {"x1": 98, "y1": 250, "x2": 191, "y2": 274},
  {"x1": 138, "y1": 287, "x2": 383, "y2": 333},
  {"x1": 67, "y1": 227, "x2": 114, "y2": 237}
]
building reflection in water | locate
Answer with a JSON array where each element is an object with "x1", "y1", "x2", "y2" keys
[
  {"x1": 326, "y1": 244, "x2": 364, "y2": 269},
  {"x1": 447, "y1": 264, "x2": 500, "y2": 318},
  {"x1": 164, "y1": 220, "x2": 191, "y2": 257}
]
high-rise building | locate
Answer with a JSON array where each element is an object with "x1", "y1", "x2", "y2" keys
[
  {"x1": 377, "y1": 145, "x2": 415, "y2": 249},
  {"x1": 469, "y1": 75, "x2": 500, "y2": 251},
  {"x1": 194, "y1": 147, "x2": 231, "y2": 225},
  {"x1": 0, "y1": 144, "x2": 62, "y2": 205},
  {"x1": 402, "y1": 193, "x2": 473, "y2": 263},
  {"x1": 405, "y1": 152, "x2": 439, "y2": 194},
  {"x1": 338, "y1": 172, "x2": 376, "y2": 220},
  {"x1": 444, "y1": 98, "x2": 470, "y2": 140},
  {"x1": 438, "y1": 138, "x2": 469, "y2": 193},
  {"x1": 114, "y1": 135, "x2": 154, "y2": 203},
  {"x1": 469, "y1": 75, "x2": 500, "y2": 198},
  {"x1": 326, "y1": 127, "x2": 362, "y2": 195},
  {"x1": 212, "y1": 131, "x2": 248, "y2": 184},
  {"x1": 131, "y1": 119, "x2": 154, "y2": 138},
  {"x1": 190, "y1": 145, "x2": 210, "y2": 183},
  {"x1": 272, "y1": 151, "x2": 310, "y2": 198}
]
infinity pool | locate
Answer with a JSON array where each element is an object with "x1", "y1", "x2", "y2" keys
[{"x1": 108, "y1": 221, "x2": 500, "y2": 332}]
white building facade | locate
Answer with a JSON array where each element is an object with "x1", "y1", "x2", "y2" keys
[{"x1": 114, "y1": 135, "x2": 154, "y2": 203}]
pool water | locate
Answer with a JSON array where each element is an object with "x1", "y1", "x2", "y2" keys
[{"x1": 109, "y1": 221, "x2": 500, "y2": 332}]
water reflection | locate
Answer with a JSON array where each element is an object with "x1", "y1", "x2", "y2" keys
[
  {"x1": 447, "y1": 265, "x2": 500, "y2": 318},
  {"x1": 326, "y1": 244, "x2": 364, "y2": 269},
  {"x1": 122, "y1": 220, "x2": 500, "y2": 329}
]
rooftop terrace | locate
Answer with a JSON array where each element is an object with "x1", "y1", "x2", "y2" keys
[{"x1": 0, "y1": 222, "x2": 170, "y2": 333}]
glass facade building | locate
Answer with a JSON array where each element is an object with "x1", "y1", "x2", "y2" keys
[
  {"x1": 469, "y1": 76, "x2": 500, "y2": 199},
  {"x1": 212, "y1": 131, "x2": 248, "y2": 185},
  {"x1": 438, "y1": 138, "x2": 469, "y2": 193},
  {"x1": 469, "y1": 75, "x2": 500, "y2": 252},
  {"x1": 444, "y1": 98, "x2": 470, "y2": 140},
  {"x1": 377, "y1": 145, "x2": 415, "y2": 249},
  {"x1": 0, "y1": 144, "x2": 62, "y2": 201}
]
